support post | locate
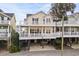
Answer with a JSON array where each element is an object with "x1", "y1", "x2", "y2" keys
[
  {"x1": 41, "y1": 26, "x2": 43, "y2": 36},
  {"x1": 28, "y1": 26, "x2": 30, "y2": 37},
  {"x1": 69, "y1": 38, "x2": 72, "y2": 47},
  {"x1": 61, "y1": 16, "x2": 64, "y2": 56},
  {"x1": 7, "y1": 25, "x2": 10, "y2": 50},
  {"x1": 27, "y1": 40, "x2": 30, "y2": 50}
]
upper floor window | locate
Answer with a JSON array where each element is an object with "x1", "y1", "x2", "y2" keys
[
  {"x1": 43, "y1": 19, "x2": 45, "y2": 24},
  {"x1": 4, "y1": 17, "x2": 7, "y2": 20},
  {"x1": 46, "y1": 18, "x2": 51, "y2": 24},
  {"x1": 1, "y1": 16, "x2": 4, "y2": 20},
  {"x1": 32, "y1": 18, "x2": 39, "y2": 24},
  {"x1": 43, "y1": 29, "x2": 45, "y2": 33},
  {"x1": 7, "y1": 17, "x2": 10, "y2": 20}
]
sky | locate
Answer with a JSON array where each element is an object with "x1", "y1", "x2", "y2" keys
[{"x1": 0, "y1": 3, "x2": 79, "y2": 24}]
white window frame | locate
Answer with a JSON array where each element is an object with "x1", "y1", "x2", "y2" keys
[{"x1": 32, "y1": 18, "x2": 39, "y2": 24}]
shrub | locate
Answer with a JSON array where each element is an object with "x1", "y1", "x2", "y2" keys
[
  {"x1": 54, "y1": 39, "x2": 62, "y2": 50},
  {"x1": 9, "y1": 45, "x2": 20, "y2": 53},
  {"x1": 9, "y1": 30, "x2": 20, "y2": 53}
]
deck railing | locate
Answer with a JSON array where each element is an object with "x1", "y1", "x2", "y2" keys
[
  {"x1": 0, "y1": 32, "x2": 8, "y2": 37},
  {"x1": 57, "y1": 21, "x2": 78, "y2": 25},
  {"x1": 0, "y1": 29, "x2": 8, "y2": 32},
  {"x1": 0, "y1": 29, "x2": 10, "y2": 38},
  {"x1": 20, "y1": 32, "x2": 79, "y2": 38},
  {"x1": 0, "y1": 20, "x2": 9, "y2": 24}
]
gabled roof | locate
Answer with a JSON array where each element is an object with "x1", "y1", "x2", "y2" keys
[
  {"x1": 4, "y1": 13, "x2": 14, "y2": 17},
  {"x1": 0, "y1": 9, "x2": 14, "y2": 18},
  {"x1": 35, "y1": 11, "x2": 46, "y2": 15},
  {"x1": 27, "y1": 14, "x2": 33, "y2": 18},
  {"x1": 26, "y1": 11, "x2": 46, "y2": 18}
]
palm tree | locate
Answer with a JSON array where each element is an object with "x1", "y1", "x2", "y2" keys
[{"x1": 50, "y1": 3, "x2": 76, "y2": 55}]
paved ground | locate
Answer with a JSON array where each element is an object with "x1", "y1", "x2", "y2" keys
[
  {"x1": 30, "y1": 44, "x2": 56, "y2": 51},
  {"x1": 1, "y1": 49, "x2": 79, "y2": 56},
  {"x1": 0, "y1": 44, "x2": 79, "y2": 56},
  {"x1": 71, "y1": 44, "x2": 79, "y2": 49}
]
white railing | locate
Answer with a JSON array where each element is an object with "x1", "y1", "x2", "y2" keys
[
  {"x1": 20, "y1": 32, "x2": 28, "y2": 37},
  {"x1": 0, "y1": 29, "x2": 8, "y2": 32},
  {"x1": 30, "y1": 33, "x2": 42, "y2": 37},
  {"x1": 64, "y1": 32, "x2": 71, "y2": 35},
  {"x1": 57, "y1": 21, "x2": 78, "y2": 25},
  {"x1": 64, "y1": 32, "x2": 79, "y2": 35},
  {"x1": 20, "y1": 32, "x2": 79, "y2": 39},
  {"x1": 20, "y1": 32, "x2": 56, "y2": 38},
  {"x1": 0, "y1": 29, "x2": 10, "y2": 38},
  {"x1": 0, "y1": 20, "x2": 9, "y2": 24},
  {"x1": 0, "y1": 32, "x2": 8, "y2": 37}
]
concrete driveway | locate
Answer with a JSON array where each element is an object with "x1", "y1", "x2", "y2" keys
[
  {"x1": 29, "y1": 44, "x2": 56, "y2": 52},
  {"x1": 1, "y1": 49, "x2": 79, "y2": 56}
]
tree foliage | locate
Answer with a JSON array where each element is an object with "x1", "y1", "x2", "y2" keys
[
  {"x1": 50, "y1": 3, "x2": 76, "y2": 20},
  {"x1": 9, "y1": 30, "x2": 20, "y2": 53},
  {"x1": 50, "y1": 3, "x2": 76, "y2": 49}
]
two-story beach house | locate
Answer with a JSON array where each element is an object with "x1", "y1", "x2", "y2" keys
[
  {"x1": 0, "y1": 9, "x2": 16, "y2": 50},
  {"x1": 17, "y1": 11, "x2": 79, "y2": 50}
]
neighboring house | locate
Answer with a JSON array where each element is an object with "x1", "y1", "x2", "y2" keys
[
  {"x1": 17, "y1": 11, "x2": 79, "y2": 50},
  {"x1": 0, "y1": 9, "x2": 16, "y2": 49}
]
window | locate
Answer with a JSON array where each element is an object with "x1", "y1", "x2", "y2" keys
[
  {"x1": 1, "y1": 16, "x2": 4, "y2": 20},
  {"x1": 32, "y1": 18, "x2": 38, "y2": 24},
  {"x1": 46, "y1": 18, "x2": 50, "y2": 23},
  {"x1": 64, "y1": 27, "x2": 68, "y2": 32},
  {"x1": 30, "y1": 28, "x2": 41, "y2": 33},
  {"x1": 43, "y1": 19, "x2": 45, "y2": 24},
  {"x1": 4, "y1": 17, "x2": 7, "y2": 20},
  {"x1": 46, "y1": 29, "x2": 50, "y2": 34},
  {"x1": 7, "y1": 17, "x2": 10, "y2": 20},
  {"x1": 71, "y1": 27, "x2": 74, "y2": 32},
  {"x1": 43, "y1": 29, "x2": 45, "y2": 33}
]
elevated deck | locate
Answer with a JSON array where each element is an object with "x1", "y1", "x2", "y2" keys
[{"x1": 19, "y1": 32, "x2": 79, "y2": 40}]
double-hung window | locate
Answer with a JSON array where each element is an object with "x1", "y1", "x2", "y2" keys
[
  {"x1": 43, "y1": 19, "x2": 45, "y2": 24},
  {"x1": 32, "y1": 18, "x2": 38, "y2": 24},
  {"x1": 46, "y1": 18, "x2": 50, "y2": 24},
  {"x1": 1, "y1": 16, "x2": 4, "y2": 20}
]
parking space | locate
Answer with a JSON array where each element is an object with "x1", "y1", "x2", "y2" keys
[{"x1": 29, "y1": 44, "x2": 56, "y2": 52}]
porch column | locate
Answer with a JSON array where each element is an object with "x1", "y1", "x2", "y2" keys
[
  {"x1": 41, "y1": 27, "x2": 44, "y2": 48},
  {"x1": 69, "y1": 38, "x2": 72, "y2": 47},
  {"x1": 41, "y1": 26, "x2": 43, "y2": 36},
  {"x1": 51, "y1": 28, "x2": 52, "y2": 34},
  {"x1": 7, "y1": 25, "x2": 9, "y2": 50},
  {"x1": 77, "y1": 38, "x2": 79, "y2": 44},
  {"x1": 27, "y1": 26, "x2": 30, "y2": 50},
  {"x1": 19, "y1": 24, "x2": 21, "y2": 36},
  {"x1": 54, "y1": 26, "x2": 56, "y2": 33},
  {"x1": 70, "y1": 27, "x2": 71, "y2": 35},
  {"x1": 45, "y1": 27, "x2": 46, "y2": 34},
  {"x1": 59, "y1": 27, "x2": 61, "y2": 32},
  {"x1": 27, "y1": 40, "x2": 30, "y2": 50},
  {"x1": 28, "y1": 26, "x2": 30, "y2": 37},
  {"x1": 75, "y1": 38, "x2": 78, "y2": 44},
  {"x1": 76, "y1": 38, "x2": 78, "y2": 44}
]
